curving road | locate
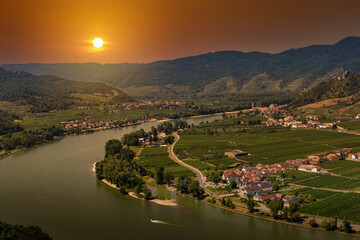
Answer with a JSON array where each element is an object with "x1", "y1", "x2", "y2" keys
[{"x1": 168, "y1": 132, "x2": 219, "y2": 198}]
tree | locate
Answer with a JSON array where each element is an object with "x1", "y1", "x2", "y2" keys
[
  {"x1": 309, "y1": 219, "x2": 318, "y2": 228},
  {"x1": 267, "y1": 200, "x2": 284, "y2": 219},
  {"x1": 155, "y1": 165, "x2": 165, "y2": 184},
  {"x1": 226, "y1": 197, "x2": 235, "y2": 209},
  {"x1": 272, "y1": 183, "x2": 279, "y2": 192},
  {"x1": 246, "y1": 197, "x2": 256, "y2": 213},
  {"x1": 175, "y1": 175, "x2": 191, "y2": 194},
  {"x1": 143, "y1": 187, "x2": 152, "y2": 200},
  {"x1": 230, "y1": 180, "x2": 237, "y2": 189},
  {"x1": 163, "y1": 135, "x2": 175, "y2": 145},
  {"x1": 340, "y1": 219, "x2": 353, "y2": 233},
  {"x1": 288, "y1": 202, "x2": 301, "y2": 222},
  {"x1": 105, "y1": 139, "x2": 123, "y2": 157},
  {"x1": 151, "y1": 126, "x2": 158, "y2": 137},
  {"x1": 164, "y1": 170, "x2": 174, "y2": 185},
  {"x1": 134, "y1": 184, "x2": 143, "y2": 196},
  {"x1": 188, "y1": 180, "x2": 204, "y2": 199}
]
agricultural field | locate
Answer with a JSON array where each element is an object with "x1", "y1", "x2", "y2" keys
[
  {"x1": 139, "y1": 147, "x2": 193, "y2": 177},
  {"x1": 320, "y1": 160, "x2": 360, "y2": 179},
  {"x1": 299, "y1": 192, "x2": 360, "y2": 223},
  {"x1": 290, "y1": 171, "x2": 360, "y2": 190},
  {"x1": 175, "y1": 119, "x2": 360, "y2": 165},
  {"x1": 183, "y1": 160, "x2": 214, "y2": 171},
  {"x1": 339, "y1": 120, "x2": 360, "y2": 132}
]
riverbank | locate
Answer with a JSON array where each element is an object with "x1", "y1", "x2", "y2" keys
[
  {"x1": 168, "y1": 133, "x2": 360, "y2": 237},
  {"x1": 92, "y1": 162, "x2": 178, "y2": 207}
]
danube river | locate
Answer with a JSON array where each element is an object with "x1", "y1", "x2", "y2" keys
[{"x1": 0, "y1": 115, "x2": 356, "y2": 239}]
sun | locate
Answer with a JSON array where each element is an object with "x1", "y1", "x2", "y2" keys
[{"x1": 93, "y1": 38, "x2": 103, "y2": 48}]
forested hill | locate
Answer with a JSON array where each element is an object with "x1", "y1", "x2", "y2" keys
[
  {"x1": 290, "y1": 72, "x2": 360, "y2": 108},
  {"x1": 2, "y1": 36, "x2": 360, "y2": 97},
  {"x1": 0, "y1": 68, "x2": 133, "y2": 112}
]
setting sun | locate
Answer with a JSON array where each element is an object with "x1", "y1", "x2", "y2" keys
[{"x1": 93, "y1": 38, "x2": 103, "y2": 48}]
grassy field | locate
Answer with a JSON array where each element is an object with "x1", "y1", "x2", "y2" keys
[
  {"x1": 175, "y1": 122, "x2": 360, "y2": 165},
  {"x1": 139, "y1": 147, "x2": 193, "y2": 177}
]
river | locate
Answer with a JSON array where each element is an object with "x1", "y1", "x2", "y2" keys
[{"x1": 0, "y1": 115, "x2": 356, "y2": 239}]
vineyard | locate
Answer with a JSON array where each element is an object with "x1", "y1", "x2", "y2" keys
[
  {"x1": 299, "y1": 192, "x2": 360, "y2": 222},
  {"x1": 139, "y1": 147, "x2": 193, "y2": 177}
]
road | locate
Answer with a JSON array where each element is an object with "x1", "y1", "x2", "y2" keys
[
  {"x1": 168, "y1": 132, "x2": 271, "y2": 213},
  {"x1": 168, "y1": 132, "x2": 219, "y2": 198}
]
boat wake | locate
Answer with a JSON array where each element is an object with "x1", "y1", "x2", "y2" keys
[{"x1": 150, "y1": 219, "x2": 184, "y2": 228}]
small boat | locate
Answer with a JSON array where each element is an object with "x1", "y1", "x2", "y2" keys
[{"x1": 150, "y1": 219, "x2": 156, "y2": 223}]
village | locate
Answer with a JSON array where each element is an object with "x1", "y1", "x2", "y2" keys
[{"x1": 218, "y1": 148, "x2": 360, "y2": 206}]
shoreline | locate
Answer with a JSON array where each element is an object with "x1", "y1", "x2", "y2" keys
[{"x1": 92, "y1": 162, "x2": 178, "y2": 207}]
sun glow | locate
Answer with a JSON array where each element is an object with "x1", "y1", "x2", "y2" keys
[{"x1": 93, "y1": 38, "x2": 103, "y2": 48}]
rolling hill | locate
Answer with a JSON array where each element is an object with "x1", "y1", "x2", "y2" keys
[
  {"x1": 0, "y1": 68, "x2": 133, "y2": 113},
  {"x1": 290, "y1": 72, "x2": 360, "y2": 119},
  {"x1": 2, "y1": 36, "x2": 360, "y2": 98}
]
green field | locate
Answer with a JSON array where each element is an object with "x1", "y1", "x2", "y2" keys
[
  {"x1": 175, "y1": 122, "x2": 360, "y2": 165},
  {"x1": 339, "y1": 120, "x2": 360, "y2": 132},
  {"x1": 320, "y1": 160, "x2": 360, "y2": 179},
  {"x1": 139, "y1": 147, "x2": 193, "y2": 177},
  {"x1": 299, "y1": 192, "x2": 360, "y2": 223},
  {"x1": 183, "y1": 160, "x2": 214, "y2": 171}
]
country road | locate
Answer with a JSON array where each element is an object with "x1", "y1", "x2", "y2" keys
[
  {"x1": 168, "y1": 132, "x2": 219, "y2": 198},
  {"x1": 168, "y1": 132, "x2": 271, "y2": 213}
]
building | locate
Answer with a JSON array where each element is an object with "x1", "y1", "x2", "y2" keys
[
  {"x1": 225, "y1": 150, "x2": 248, "y2": 158},
  {"x1": 298, "y1": 165, "x2": 321, "y2": 173},
  {"x1": 260, "y1": 193, "x2": 282, "y2": 202},
  {"x1": 326, "y1": 153, "x2": 340, "y2": 162}
]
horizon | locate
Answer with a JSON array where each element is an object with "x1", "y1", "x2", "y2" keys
[
  {"x1": 1, "y1": 35, "x2": 358, "y2": 65},
  {"x1": 2, "y1": 0, "x2": 360, "y2": 64}
]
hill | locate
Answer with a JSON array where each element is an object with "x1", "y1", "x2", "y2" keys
[
  {"x1": 0, "y1": 68, "x2": 133, "y2": 113},
  {"x1": 290, "y1": 72, "x2": 360, "y2": 119},
  {"x1": 2, "y1": 36, "x2": 360, "y2": 98},
  {"x1": 291, "y1": 72, "x2": 360, "y2": 108}
]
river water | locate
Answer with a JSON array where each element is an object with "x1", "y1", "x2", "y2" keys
[{"x1": 0, "y1": 115, "x2": 356, "y2": 239}]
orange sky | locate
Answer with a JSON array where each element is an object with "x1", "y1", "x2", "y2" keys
[{"x1": 1, "y1": 0, "x2": 360, "y2": 64}]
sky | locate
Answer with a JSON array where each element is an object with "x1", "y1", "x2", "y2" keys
[{"x1": 1, "y1": 0, "x2": 360, "y2": 64}]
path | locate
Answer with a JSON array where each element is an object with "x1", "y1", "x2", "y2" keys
[
  {"x1": 289, "y1": 183, "x2": 360, "y2": 194},
  {"x1": 168, "y1": 132, "x2": 271, "y2": 213},
  {"x1": 168, "y1": 133, "x2": 219, "y2": 198}
]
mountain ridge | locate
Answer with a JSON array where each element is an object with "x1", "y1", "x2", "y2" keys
[
  {"x1": 2, "y1": 36, "x2": 360, "y2": 98},
  {"x1": 0, "y1": 68, "x2": 133, "y2": 113}
]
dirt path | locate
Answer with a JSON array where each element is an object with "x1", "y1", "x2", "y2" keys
[{"x1": 289, "y1": 183, "x2": 360, "y2": 194}]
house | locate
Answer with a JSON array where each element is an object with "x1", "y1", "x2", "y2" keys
[
  {"x1": 307, "y1": 156, "x2": 321, "y2": 165},
  {"x1": 260, "y1": 193, "x2": 282, "y2": 202},
  {"x1": 224, "y1": 149, "x2": 248, "y2": 158},
  {"x1": 306, "y1": 115, "x2": 319, "y2": 121},
  {"x1": 241, "y1": 185, "x2": 262, "y2": 195},
  {"x1": 326, "y1": 153, "x2": 340, "y2": 162},
  {"x1": 298, "y1": 165, "x2": 321, "y2": 173},
  {"x1": 348, "y1": 153, "x2": 360, "y2": 161},
  {"x1": 257, "y1": 181, "x2": 273, "y2": 191},
  {"x1": 253, "y1": 192, "x2": 267, "y2": 201},
  {"x1": 283, "y1": 195, "x2": 299, "y2": 207},
  {"x1": 222, "y1": 170, "x2": 234, "y2": 180},
  {"x1": 284, "y1": 116, "x2": 294, "y2": 122}
]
